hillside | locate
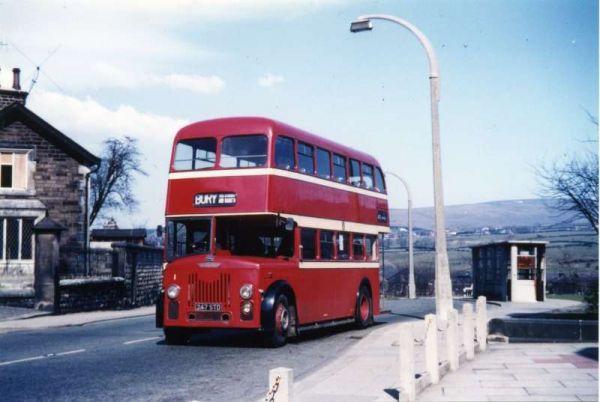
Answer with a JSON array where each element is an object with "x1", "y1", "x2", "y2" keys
[{"x1": 389, "y1": 199, "x2": 586, "y2": 230}]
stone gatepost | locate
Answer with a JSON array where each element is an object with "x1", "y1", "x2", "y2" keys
[{"x1": 33, "y1": 217, "x2": 65, "y2": 312}]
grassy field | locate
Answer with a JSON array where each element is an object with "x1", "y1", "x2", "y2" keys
[
  {"x1": 383, "y1": 230, "x2": 598, "y2": 278},
  {"x1": 547, "y1": 293, "x2": 586, "y2": 302}
]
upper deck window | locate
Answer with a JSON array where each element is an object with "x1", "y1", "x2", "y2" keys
[
  {"x1": 220, "y1": 134, "x2": 267, "y2": 168},
  {"x1": 362, "y1": 163, "x2": 374, "y2": 190},
  {"x1": 333, "y1": 154, "x2": 347, "y2": 183},
  {"x1": 297, "y1": 142, "x2": 314, "y2": 174},
  {"x1": 316, "y1": 148, "x2": 331, "y2": 180},
  {"x1": 349, "y1": 159, "x2": 361, "y2": 187},
  {"x1": 374, "y1": 167, "x2": 386, "y2": 192},
  {"x1": 275, "y1": 136, "x2": 294, "y2": 170},
  {"x1": 173, "y1": 138, "x2": 216, "y2": 171}
]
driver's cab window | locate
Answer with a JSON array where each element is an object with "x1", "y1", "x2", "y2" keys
[{"x1": 166, "y1": 219, "x2": 211, "y2": 261}]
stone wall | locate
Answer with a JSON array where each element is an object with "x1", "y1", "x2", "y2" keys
[
  {"x1": 1, "y1": 234, "x2": 164, "y2": 312},
  {"x1": 0, "y1": 120, "x2": 87, "y2": 246},
  {"x1": 58, "y1": 278, "x2": 126, "y2": 313},
  {"x1": 56, "y1": 244, "x2": 163, "y2": 314}
]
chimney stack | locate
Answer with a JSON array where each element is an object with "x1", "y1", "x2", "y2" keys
[
  {"x1": 0, "y1": 67, "x2": 28, "y2": 109},
  {"x1": 12, "y1": 68, "x2": 21, "y2": 91}
]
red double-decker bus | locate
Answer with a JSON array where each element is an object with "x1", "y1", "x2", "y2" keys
[{"x1": 156, "y1": 117, "x2": 390, "y2": 346}]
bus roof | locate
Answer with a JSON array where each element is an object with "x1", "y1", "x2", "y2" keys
[{"x1": 174, "y1": 116, "x2": 382, "y2": 167}]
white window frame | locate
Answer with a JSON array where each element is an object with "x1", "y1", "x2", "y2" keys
[
  {"x1": 0, "y1": 217, "x2": 35, "y2": 261},
  {"x1": 0, "y1": 149, "x2": 32, "y2": 192}
]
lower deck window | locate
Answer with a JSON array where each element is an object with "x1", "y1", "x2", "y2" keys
[
  {"x1": 216, "y1": 215, "x2": 294, "y2": 258},
  {"x1": 301, "y1": 228, "x2": 316, "y2": 260},
  {"x1": 366, "y1": 235, "x2": 377, "y2": 260},
  {"x1": 319, "y1": 230, "x2": 334, "y2": 260},
  {"x1": 352, "y1": 234, "x2": 365, "y2": 260},
  {"x1": 336, "y1": 232, "x2": 349, "y2": 260}
]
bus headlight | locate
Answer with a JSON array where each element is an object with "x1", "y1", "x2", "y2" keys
[
  {"x1": 240, "y1": 301, "x2": 253, "y2": 319},
  {"x1": 240, "y1": 284, "x2": 253, "y2": 300},
  {"x1": 167, "y1": 284, "x2": 180, "y2": 300}
]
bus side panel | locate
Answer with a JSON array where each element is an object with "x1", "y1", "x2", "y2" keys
[
  {"x1": 269, "y1": 175, "x2": 385, "y2": 226},
  {"x1": 330, "y1": 267, "x2": 380, "y2": 319},
  {"x1": 291, "y1": 267, "x2": 380, "y2": 325}
]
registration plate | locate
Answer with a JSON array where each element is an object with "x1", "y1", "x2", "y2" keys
[{"x1": 196, "y1": 303, "x2": 222, "y2": 312}]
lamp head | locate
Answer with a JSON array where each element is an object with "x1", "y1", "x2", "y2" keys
[{"x1": 350, "y1": 19, "x2": 373, "y2": 33}]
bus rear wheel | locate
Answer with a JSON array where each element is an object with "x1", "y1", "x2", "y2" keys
[
  {"x1": 355, "y1": 286, "x2": 373, "y2": 329},
  {"x1": 266, "y1": 294, "x2": 291, "y2": 348},
  {"x1": 164, "y1": 327, "x2": 190, "y2": 345}
]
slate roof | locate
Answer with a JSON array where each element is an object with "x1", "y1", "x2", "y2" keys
[{"x1": 0, "y1": 102, "x2": 100, "y2": 167}]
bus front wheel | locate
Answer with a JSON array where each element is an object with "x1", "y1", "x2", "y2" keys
[
  {"x1": 355, "y1": 286, "x2": 373, "y2": 329},
  {"x1": 164, "y1": 327, "x2": 190, "y2": 345},
  {"x1": 266, "y1": 294, "x2": 291, "y2": 347}
]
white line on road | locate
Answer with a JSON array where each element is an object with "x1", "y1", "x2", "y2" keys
[
  {"x1": 123, "y1": 336, "x2": 162, "y2": 345},
  {"x1": 56, "y1": 349, "x2": 86, "y2": 356},
  {"x1": 0, "y1": 349, "x2": 87, "y2": 366},
  {"x1": 0, "y1": 355, "x2": 46, "y2": 366}
]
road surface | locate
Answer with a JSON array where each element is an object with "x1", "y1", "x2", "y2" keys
[{"x1": 0, "y1": 298, "x2": 442, "y2": 402}]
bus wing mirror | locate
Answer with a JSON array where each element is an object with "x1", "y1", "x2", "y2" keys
[{"x1": 285, "y1": 218, "x2": 296, "y2": 231}]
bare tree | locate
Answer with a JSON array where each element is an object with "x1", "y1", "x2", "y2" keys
[
  {"x1": 538, "y1": 152, "x2": 598, "y2": 233},
  {"x1": 89, "y1": 136, "x2": 147, "y2": 226}
]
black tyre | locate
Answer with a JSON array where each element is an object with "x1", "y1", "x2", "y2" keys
[
  {"x1": 164, "y1": 327, "x2": 190, "y2": 345},
  {"x1": 355, "y1": 285, "x2": 373, "y2": 329},
  {"x1": 266, "y1": 294, "x2": 291, "y2": 348}
]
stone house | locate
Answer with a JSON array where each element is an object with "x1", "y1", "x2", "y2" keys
[{"x1": 0, "y1": 68, "x2": 99, "y2": 288}]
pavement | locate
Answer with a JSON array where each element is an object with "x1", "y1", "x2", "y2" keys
[
  {"x1": 288, "y1": 298, "x2": 597, "y2": 402},
  {"x1": 418, "y1": 342, "x2": 598, "y2": 402},
  {"x1": 0, "y1": 298, "x2": 597, "y2": 402}
]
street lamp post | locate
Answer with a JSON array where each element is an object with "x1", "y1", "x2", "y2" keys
[
  {"x1": 350, "y1": 14, "x2": 453, "y2": 320},
  {"x1": 385, "y1": 171, "x2": 416, "y2": 299}
]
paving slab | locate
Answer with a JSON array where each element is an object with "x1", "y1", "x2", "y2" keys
[{"x1": 418, "y1": 342, "x2": 598, "y2": 402}]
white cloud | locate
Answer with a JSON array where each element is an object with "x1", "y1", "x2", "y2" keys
[
  {"x1": 163, "y1": 74, "x2": 225, "y2": 94},
  {"x1": 91, "y1": 63, "x2": 225, "y2": 93},
  {"x1": 0, "y1": 0, "x2": 341, "y2": 92},
  {"x1": 27, "y1": 90, "x2": 188, "y2": 148},
  {"x1": 27, "y1": 90, "x2": 190, "y2": 227},
  {"x1": 258, "y1": 74, "x2": 285, "y2": 87}
]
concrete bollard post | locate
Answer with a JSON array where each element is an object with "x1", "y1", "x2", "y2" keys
[
  {"x1": 267, "y1": 367, "x2": 293, "y2": 402},
  {"x1": 446, "y1": 308, "x2": 459, "y2": 371},
  {"x1": 462, "y1": 303, "x2": 475, "y2": 360},
  {"x1": 399, "y1": 324, "x2": 416, "y2": 402},
  {"x1": 424, "y1": 314, "x2": 439, "y2": 384},
  {"x1": 476, "y1": 296, "x2": 488, "y2": 352}
]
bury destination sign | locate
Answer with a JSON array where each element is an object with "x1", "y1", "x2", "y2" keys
[{"x1": 194, "y1": 192, "x2": 237, "y2": 208}]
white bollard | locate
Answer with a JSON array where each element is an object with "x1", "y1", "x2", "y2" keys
[
  {"x1": 267, "y1": 367, "x2": 293, "y2": 402},
  {"x1": 462, "y1": 303, "x2": 475, "y2": 360},
  {"x1": 424, "y1": 314, "x2": 439, "y2": 384},
  {"x1": 399, "y1": 324, "x2": 416, "y2": 402},
  {"x1": 446, "y1": 308, "x2": 459, "y2": 371},
  {"x1": 476, "y1": 296, "x2": 488, "y2": 352}
]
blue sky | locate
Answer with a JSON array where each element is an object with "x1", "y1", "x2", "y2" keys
[{"x1": 1, "y1": 0, "x2": 598, "y2": 228}]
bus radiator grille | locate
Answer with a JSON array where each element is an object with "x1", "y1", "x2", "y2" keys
[{"x1": 187, "y1": 272, "x2": 232, "y2": 309}]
